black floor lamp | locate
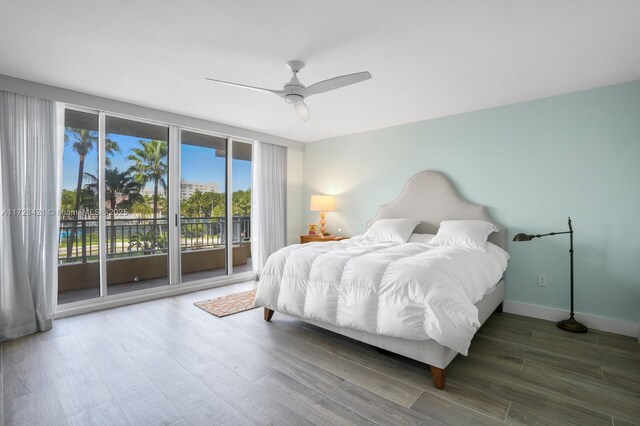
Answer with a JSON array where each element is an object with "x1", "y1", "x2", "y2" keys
[{"x1": 512, "y1": 217, "x2": 588, "y2": 333}]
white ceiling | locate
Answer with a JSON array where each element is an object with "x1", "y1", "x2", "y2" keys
[{"x1": 1, "y1": 1, "x2": 640, "y2": 142}]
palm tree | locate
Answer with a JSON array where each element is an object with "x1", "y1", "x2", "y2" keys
[
  {"x1": 187, "y1": 190, "x2": 208, "y2": 217},
  {"x1": 86, "y1": 168, "x2": 143, "y2": 255},
  {"x1": 127, "y1": 140, "x2": 168, "y2": 248},
  {"x1": 157, "y1": 195, "x2": 168, "y2": 216},
  {"x1": 233, "y1": 189, "x2": 251, "y2": 216},
  {"x1": 131, "y1": 196, "x2": 153, "y2": 217},
  {"x1": 66, "y1": 129, "x2": 97, "y2": 258},
  {"x1": 60, "y1": 188, "x2": 96, "y2": 218},
  {"x1": 68, "y1": 129, "x2": 120, "y2": 212},
  {"x1": 65, "y1": 128, "x2": 120, "y2": 259},
  {"x1": 65, "y1": 128, "x2": 98, "y2": 218}
]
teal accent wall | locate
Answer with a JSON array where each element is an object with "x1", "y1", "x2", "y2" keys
[{"x1": 303, "y1": 80, "x2": 640, "y2": 324}]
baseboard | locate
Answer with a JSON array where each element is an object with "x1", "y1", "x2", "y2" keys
[{"x1": 503, "y1": 300, "x2": 640, "y2": 342}]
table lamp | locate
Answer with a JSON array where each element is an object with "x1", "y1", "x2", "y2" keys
[
  {"x1": 310, "y1": 195, "x2": 335, "y2": 236},
  {"x1": 513, "y1": 217, "x2": 587, "y2": 333}
]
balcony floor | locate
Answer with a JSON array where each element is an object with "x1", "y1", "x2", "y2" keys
[{"x1": 57, "y1": 261, "x2": 252, "y2": 305}]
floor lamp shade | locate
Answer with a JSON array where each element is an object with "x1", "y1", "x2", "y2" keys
[{"x1": 310, "y1": 195, "x2": 335, "y2": 235}]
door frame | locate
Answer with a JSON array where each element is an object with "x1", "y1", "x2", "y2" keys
[{"x1": 56, "y1": 105, "x2": 255, "y2": 314}]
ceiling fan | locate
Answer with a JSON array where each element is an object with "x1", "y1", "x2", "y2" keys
[{"x1": 206, "y1": 60, "x2": 372, "y2": 121}]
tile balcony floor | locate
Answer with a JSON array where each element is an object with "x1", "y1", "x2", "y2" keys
[{"x1": 57, "y1": 260, "x2": 252, "y2": 305}]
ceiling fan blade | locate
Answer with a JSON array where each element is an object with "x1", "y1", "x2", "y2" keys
[
  {"x1": 205, "y1": 78, "x2": 284, "y2": 97},
  {"x1": 294, "y1": 102, "x2": 310, "y2": 121},
  {"x1": 302, "y1": 71, "x2": 372, "y2": 97}
]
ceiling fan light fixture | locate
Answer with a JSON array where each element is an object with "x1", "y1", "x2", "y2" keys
[
  {"x1": 284, "y1": 94, "x2": 304, "y2": 104},
  {"x1": 205, "y1": 60, "x2": 371, "y2": 121},
  {"x1": 295, "y1": 102, "x2": 310, "y2": 121}
]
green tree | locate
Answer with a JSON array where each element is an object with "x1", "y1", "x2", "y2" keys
[
  {"x1": 61, "y1": 189, "x2": 76, "y2": 213},
  {"x1": 131, "y1": 196, "x2": 152, "y2": 217},
  {"x1": 129, "y1": 230, "x2": 167, "y2": 255},
  {"x1": 127, "y1": 140, "x2": 168, "y2": 247},
  {"x1": 86, "y1": 168, "x2": 143, "y2": 254},
  {"x1": 180, "y1": 190, "x2": 248, "y2": 218},
  {"x1": 187, "y1": 190, "x2": 208, "y2": 217},
  {"x1": 232, "y1": 189, "x2": 251, "y2": 216},
  {"x1": 65, "y1": 128, "x2": 119, "y2": 258},
  {"x1": 60, "y1": 188, "x2": 96, "y2": 218},
  {"x1": 157, "y1": 195, "x2": 168, "y2": 216},
  {"x1": 68, "y1": 129, "x2": 97, "y2": 219}
]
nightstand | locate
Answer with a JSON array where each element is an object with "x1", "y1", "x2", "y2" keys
[{"x1": 300, "y1": 235, "x2": 348, "y2": 244}]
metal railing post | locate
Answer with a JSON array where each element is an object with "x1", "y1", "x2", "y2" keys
[
  {"x1": 59, "y1": 216, "x2": 251, "y2": 263},
  {"x1": 81, "y1": 219, "x2": 87, "y2": 263}
]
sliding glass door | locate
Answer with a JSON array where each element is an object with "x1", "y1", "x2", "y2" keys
[
  {"x1": 57, "y1": 108, "x2": 253, "y2": 306},
  {"x1": 179, "y1": 130, "x2": 228, "y2": 282},
  {"x1": 104, "y1": 116, "x2": 170, "y2": 295},
  {"x1": 58, "y1": 110, "x2": 101, "y2": 304},
  {"x1": 231, "y1": 140, "x2": 253, "y2": 274}
]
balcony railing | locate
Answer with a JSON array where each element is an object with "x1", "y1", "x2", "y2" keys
[{"x1": 58, "y1": 216, "x2": 250, "y2": 264}]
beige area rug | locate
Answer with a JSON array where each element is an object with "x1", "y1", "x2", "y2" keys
[{"x1": 194, "y1": 288, "x2": 258, "y2": 318}]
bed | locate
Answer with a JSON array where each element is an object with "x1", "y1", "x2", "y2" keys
[{"x1": 254, "y1": 171, "x2": 508, "y2": 389}]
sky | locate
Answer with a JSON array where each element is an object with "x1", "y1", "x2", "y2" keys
[{"x1": 62, "y1": 131, "x2": 252, "y2": 193}]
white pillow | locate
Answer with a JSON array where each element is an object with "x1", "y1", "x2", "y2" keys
[
  {"x1": 408, "y1": 233, "x2": 436, "y2": 244},
  {"x1": 430, "y1": 220, "x2": 498, "y2": 252},
  {"x1": 364, "y1": 219, "x2": 420, "y2": 243}
]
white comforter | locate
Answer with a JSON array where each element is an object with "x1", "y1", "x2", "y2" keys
[{"x1": 254, "y1": 237, "x2": 509, "y2": 355}]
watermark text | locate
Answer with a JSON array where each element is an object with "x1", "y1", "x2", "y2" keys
[{"x1": 2, "y1": 209, "x2": 129, "y2": 217}]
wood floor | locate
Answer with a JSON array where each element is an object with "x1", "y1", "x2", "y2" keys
[{"x1": 1, "y1": 281, "x2": 639, "y2": 425}]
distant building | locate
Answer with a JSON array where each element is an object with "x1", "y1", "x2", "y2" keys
[{"x1": 180, "y1": 180, "x2": 219, "y2": 200}]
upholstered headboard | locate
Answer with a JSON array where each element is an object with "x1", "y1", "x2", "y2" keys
[{"x1": 366, "y1": 171, "x2": 507, "y2": 250}]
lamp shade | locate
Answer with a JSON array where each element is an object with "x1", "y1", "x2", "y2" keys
[
  {"x1": 310, "y1": 195, "x2": 335, "y2": 212},
  {"x1": 513, "y1": 233, "x2": 533, "y2": 241}
]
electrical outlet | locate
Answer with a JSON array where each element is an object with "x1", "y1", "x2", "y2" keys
[{"x1": 537, "y1": 274, "x2": 547, "y2": 287}]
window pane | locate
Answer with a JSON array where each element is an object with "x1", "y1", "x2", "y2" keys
[
  {"x1": 180, "y1": 130, "x2": 227, "y2": 282},
  {"x1": 58, "y1": 109, "x2": 101, "y2": 304},
  {"x1": 232, "y1": 140, "x2": 252, "y2": 274},
  {"x1": 105, "y1": 116, "x2": 170, "y2": 294}
]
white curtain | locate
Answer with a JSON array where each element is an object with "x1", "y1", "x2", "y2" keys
[
  {"x1": 0, "y1": 91, "x2": 62, "y2": 342},
  {"x1": 251, "y1": 141, "x2": 287, "y2": 278}
]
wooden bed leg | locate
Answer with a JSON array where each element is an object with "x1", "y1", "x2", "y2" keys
[
  {"x1": 495, "y1": 302, "x2": 504, "y2": 313},
  {"x1": 263, "y1": 308, "x2": 274, "y2": 322},
  {"x1": 430, "y1": 366, "x2": 446, "y2": 389}
]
